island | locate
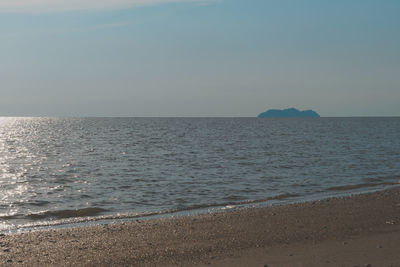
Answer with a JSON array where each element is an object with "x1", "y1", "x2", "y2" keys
[{"x1": 258, "y1": 108, "x2": 320, "y2": 118}]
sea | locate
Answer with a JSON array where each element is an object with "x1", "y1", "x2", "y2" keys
[{"x1": 0, "y1": 117, "x2": 399, "y2": 232}]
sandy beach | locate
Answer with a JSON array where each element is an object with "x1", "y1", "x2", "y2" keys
[{"x1": 1, "y1": 187, "x2": 400, "y2": 266}]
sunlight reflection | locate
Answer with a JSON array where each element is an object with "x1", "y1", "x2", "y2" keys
[{"x1": 0, "y1": 118, "x2": 33, "y2": 225}]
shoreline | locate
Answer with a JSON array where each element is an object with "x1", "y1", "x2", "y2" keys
[
  {"x1": 1, "y1": 187, "x2": 400, "y2": 266},
  {"x1": 3, "y1": 184, "x2": 396, "y2": 234}
]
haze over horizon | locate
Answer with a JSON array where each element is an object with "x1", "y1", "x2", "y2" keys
[{"x1": 1, "y1": 0, "x2": 399, "y2": 117}]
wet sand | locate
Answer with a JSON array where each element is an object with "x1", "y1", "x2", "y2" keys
[{"x1": 1, "y1": 187, "x2": 400, "y2": 266}]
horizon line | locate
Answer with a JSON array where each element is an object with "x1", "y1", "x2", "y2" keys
[{"x1": 1, "y1": 115, "x2": 399, "y2": 119}]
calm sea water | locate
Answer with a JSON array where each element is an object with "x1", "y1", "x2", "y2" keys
[{"x1": 0, "y1": 117, "x2": 399, "y2": 231}]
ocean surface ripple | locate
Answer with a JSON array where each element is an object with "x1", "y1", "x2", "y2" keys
[{"x1": 0, "y1": 117, "x2": 399, "y2": 230}]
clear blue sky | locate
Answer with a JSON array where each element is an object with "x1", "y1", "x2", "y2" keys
[{"x1": 1, "y1": 0, "x2": 399, "y2": 117}]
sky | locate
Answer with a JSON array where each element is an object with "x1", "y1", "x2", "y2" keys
[{"x1": 1, "y1": 0, "x2": 399, "y2": 117}]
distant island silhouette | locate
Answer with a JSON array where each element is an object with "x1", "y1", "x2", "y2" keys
[{"x1": 258, "y1": 108, "x2": 320, "y2": 118}]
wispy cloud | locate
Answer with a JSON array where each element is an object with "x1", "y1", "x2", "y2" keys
[{"x1": 0, "y1": 0, "x2": 209, "y2": 13}]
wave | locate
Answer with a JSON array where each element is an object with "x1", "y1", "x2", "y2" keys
[
  {"x1": 164, "y1": 193, "x2": 300, "y2": 212},
  {"x1": 27, "y1": 207, "x2": 107, "y2": 220},
  {"x1": 0, "y1": 193, "x2": 302, "y2": 231},
  {"x1": 4, "y1": 185, "x2": 400, "y2": 232},
  {"x1": 326, "y1": 181, "x2": 400, "y2": 192},
  {"x1": 0, "y1": 207, "x2": 107, "y2": 221}
]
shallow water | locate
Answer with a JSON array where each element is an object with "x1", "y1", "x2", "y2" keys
[{"x1": 0, "y1": 117, "x2": 399, "y2": 231}]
